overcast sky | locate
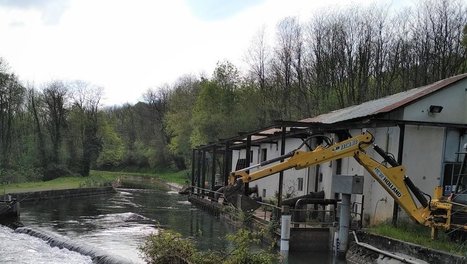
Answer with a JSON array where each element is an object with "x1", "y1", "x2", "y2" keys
[{"x1": 0, "y1": 0, "x2": 414, "y2": 106}]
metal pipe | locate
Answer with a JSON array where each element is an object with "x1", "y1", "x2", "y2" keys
[
  {"x1": 351, "y1": 231, "x2": 422, "y2": 264},
  {"x1": 337, "y1": 193, "x2": 351, "y2": 256},
  {"x1": 235, "y1": 152, "x2": 295, "y2": 173},
  {"x1": 280, "y1": 206, "x2": 291, "y2": 255}
]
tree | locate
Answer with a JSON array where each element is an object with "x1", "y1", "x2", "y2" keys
[
  {"x1": 28, "y1": 88, "x2": 48, "y2": 173},
  {"x1": 42, "y1": 81, "x2": 69, "y2": 166},
  {"x1": 143, "y1": 86, "x2": 173, "y2": 168},
  {"x1": 96, "y1": 117, "x2": 124, "y2": 169},
  {"x1": 0, "y1": 65, "x2": 25, "y2": 169},
  {"x1": 165, "y1": 76, "x2": 200, "y2": 167},
  {"x1": 70, "y1": 81, "x2": 103, "y2": 176}
]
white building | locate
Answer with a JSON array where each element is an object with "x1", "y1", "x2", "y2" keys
[{"x1": 230, "y1": 73, "x2": 467, "y2": 225}]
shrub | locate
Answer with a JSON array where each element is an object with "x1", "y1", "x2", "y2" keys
[{"x1": 140, "y1": 228, "x2": 279, "y2": 264}]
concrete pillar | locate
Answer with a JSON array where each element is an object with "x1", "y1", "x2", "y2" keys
[
  {"x1": 337, "y1": 193, "x2": 351, "y2": 256},
  {"x1": 280, "y1": 205, "x2": 291, "y2": 261}
]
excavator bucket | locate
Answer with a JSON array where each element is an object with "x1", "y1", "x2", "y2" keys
[{"x1": 222, "y1": 180, "x2": 261, "y2": 212}]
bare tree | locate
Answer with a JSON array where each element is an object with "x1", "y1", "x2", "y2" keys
[
  {"x1": 0, "y1": 70, "x2": 25, "y2": 168},
  {"x1": 42, "y1": 80, "x2": 69, "y2": 165}
]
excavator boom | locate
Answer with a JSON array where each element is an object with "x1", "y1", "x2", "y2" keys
[{"x1": 225, "y1": 131, "x2": 466, "y2": 237}]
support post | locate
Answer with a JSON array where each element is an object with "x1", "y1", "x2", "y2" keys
[
  {"x1": 278, "y1": 126, "x2": 287, "y2": 206},
  {"x1": 196, "y1": 149, "x2": 202, "y2": 195},
  {"x1": 201, "y1": 150, "x2": 206, "y2": 197},
  {"x1": 191, "y1": 149, "x2": 196, "y2": 192},
  {"x1": 244, "y1": 135, "x2": 252, "y2": 193},
  {"x1": 211, "y1": 145, "x2": 217, "y2": 190},
  {"x1": 393, "y1": 124, "x2": 405, "y2": 226},
  {"x1": 223, "y1": 142, "x2": 231, "y2": 186},
  {"x1": 337, "y1": 193, "x2": 351, "y2": 256},
  {"x1": 280, "y1": 205, "x2": 291, "y2": 260}
]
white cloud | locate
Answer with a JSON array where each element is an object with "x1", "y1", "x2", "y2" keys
[{"x1": 0, "y1": 0, "x2": 416, "y2": 106}]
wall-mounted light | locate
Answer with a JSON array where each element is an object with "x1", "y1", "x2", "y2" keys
[{"x1": 428, "y1": 105, "x2": 443, "y2": 114}]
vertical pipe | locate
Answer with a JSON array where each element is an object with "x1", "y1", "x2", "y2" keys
[
  {"x1": 280, "y1": 205, "x2": 291, "y2": 258},
  {"x1": 393, "y1": 124, "x2": 405, "y2": 226},
  {"x1": 211, "y1": 145, "x2": 217, "y2": 190},
  {"x1": 338, "y1": 193, "x2": 351, "y2": 256},
  {"x1": 278, "y1": 126, "x2": 287, "y2": 206},
  {"x1": 191, "y1": 149, "x2": 196, "y2": 192}
]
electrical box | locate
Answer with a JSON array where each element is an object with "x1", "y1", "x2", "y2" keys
[{"x1": 332, "y1": 175, "x2": 364, "y2": 194}]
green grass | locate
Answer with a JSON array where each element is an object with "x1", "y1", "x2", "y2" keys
[
  {"x1": 0, "y1": 172, "x2": 119, "y2": 194},
  {"x1": 149, "y1": 170, "x2": 190, "y2": 185},
  {"x1": 368, "y1": 221, "x2": 467, "y2": 256},
  {"x1": 96, "y1": 169, "x2": 190, "y2": 185},
  {"x1": 0, "y1": 170, "x2": 190, "y2": 194}
]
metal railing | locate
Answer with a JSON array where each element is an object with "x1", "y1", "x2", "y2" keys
[
  {"x1": 187, "y1": 187, "x2": 365, "y2": 230},
  {"x1": 289, "y1": 206, "x2": 337, "y2": 228},
  {"x1": 190, "y1": 186, "x2": 224, "y2": 199}
]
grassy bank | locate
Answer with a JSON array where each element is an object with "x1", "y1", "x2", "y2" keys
[
  {"x1": 106, "y1": 170, "x2": 190, "y2": 186},
  {"x1": 368, "y1": 222, "x2": 466, "y2": 256},
  {"x1": 0, "y1": 170, "x2": 190, "y2": 194}
]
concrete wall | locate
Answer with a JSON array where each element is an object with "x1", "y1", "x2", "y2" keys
[
  {"x1": 11, "y1": 187, "x2": 116, "y2": 202},
  {"x1": 289, "y1": 227, "x2": 331, "y2": 251}
]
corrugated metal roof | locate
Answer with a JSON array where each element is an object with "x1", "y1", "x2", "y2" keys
[{"x1": 301, "y1": 73, "x2": 467, "y2": 124}]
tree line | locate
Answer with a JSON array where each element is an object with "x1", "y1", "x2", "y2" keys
[{"x1": 1, "y1": 0, "x2": 466, "y2": 183}]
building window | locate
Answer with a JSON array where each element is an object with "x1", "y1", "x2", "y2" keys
[
  {"x1": 336, "y1": 159, "x2": 342, "y2": 175},
  {"x1": 298, "y1": 177, "x2": 304, "y2": 191},
  {"x1": 262, "y1": 189, "x2": 266, "y2": 197},
  {"x1": 261, "y1": 148, "x2": 267, "y2": 162},
  {"x1": 443, "y1": 162, "x2": 462, "y2": 195}
]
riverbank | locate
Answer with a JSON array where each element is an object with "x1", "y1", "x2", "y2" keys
[{"x1": 0, "y1": 170, "x2": 189, "y2": 194}]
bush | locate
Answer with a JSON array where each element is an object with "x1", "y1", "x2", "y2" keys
[
  {"x1": 140, "y1": 228, "x2": 279, "y2": 264},
  {"x1": 43, "y1": 163, "x2": 74, "y2": 181}
]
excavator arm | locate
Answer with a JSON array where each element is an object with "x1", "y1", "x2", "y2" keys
[
  {"x1": 225, "y1": 131, "x2": 462, "y2": 236},
  {"x1": 229, "y1": 132, "x2": 374, "y2": 184}
]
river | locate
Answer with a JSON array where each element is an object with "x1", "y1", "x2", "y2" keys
[{"x1": 1, "y1": 186, "x2": 340, "y2": 263}]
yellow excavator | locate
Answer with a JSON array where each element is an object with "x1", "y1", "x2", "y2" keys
[{"x1": 223, "y1": 132, "x2": 467, "y2": 240}]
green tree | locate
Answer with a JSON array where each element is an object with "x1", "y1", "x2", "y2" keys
[
  {"x1": 96, "y1": 118, "x2": 124, "y2": 169},
  {"x1": 165, "y1": 76, "x2": 200, "y2": 166},
  {"x1": 191, "y1": 61, "x2": 243, "y2": 146}
]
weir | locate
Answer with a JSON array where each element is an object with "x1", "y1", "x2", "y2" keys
[{"x1": 15, "y1": 227, "x2": 134, "y2": 264}]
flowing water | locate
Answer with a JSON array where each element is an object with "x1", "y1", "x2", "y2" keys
[
  {"x1": 1, "y1": 185, "x2": 340, "y2": 263},
  {"x1": 0, "y1": 225, "x2": 92, "y2": 264},
  {"x1": 17, "y1": 188, "x2": 233, "y2": 263}
]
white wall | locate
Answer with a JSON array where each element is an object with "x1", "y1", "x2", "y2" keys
[
  {"x1": 231, "y1": 137, "x2": 313, "y2": 200},
  {"x1": 403, "y1": 80, "x2": 467, "y2": 124}
]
